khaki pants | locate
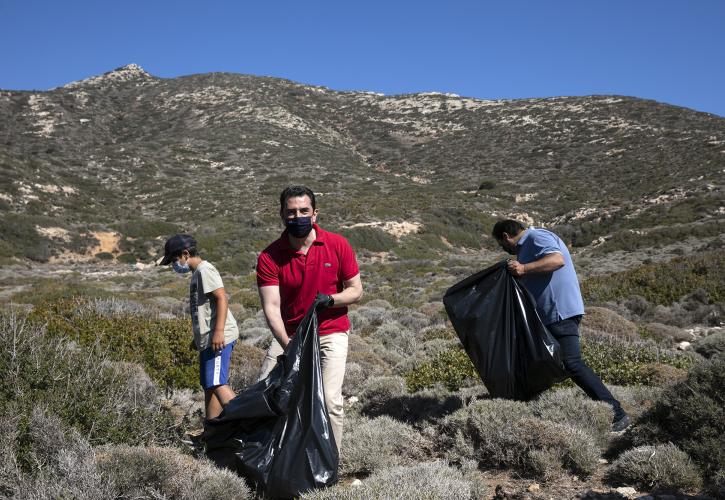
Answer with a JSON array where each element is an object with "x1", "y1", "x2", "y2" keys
[{"x1": 257, "y1": 332, "x2": 349, "y2": 450}]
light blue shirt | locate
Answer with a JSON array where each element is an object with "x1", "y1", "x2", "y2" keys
[{"x1": 516, "y1": 227, "x2": 585, "y2": 325}]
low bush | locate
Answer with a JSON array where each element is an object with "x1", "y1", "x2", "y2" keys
[
  {"x1": 420, "y1": 325, "x2": 456, "y2": 341},
  {"x1": 339, "y1": 226, "x2": 396, "y2": 252},
  {"x1": 638, "y1": 322, "x2": 692, "y2": 344},
  {"x1": 97, "y1": 444, "x2": 252, "y2": 499},
  {"x1": 693, "y1": 331, "x2": 725, "y2": 359},
  {"x1": 229, "y1": 342, "x2": 266, "y2": 391},
  {"x1": 303, "y1": 461, "x2": 472, "y2": 499},
  {"x1": 29, "y1": 298, "x2": 197, "y2": 388},
  {"x1": 580, "y1": 336, "x2": 693, "y2": 386},
  {"x1": 340, "y1": 415, "x2": 432, "y2": 476},
  {"x1": 356, "y1": 376, "x2": 407, "y2": 416},
  {"x1": 359, "y1": 386, "x2": 482, "y2": 426},
  {"x1": 628, "y1": 359, "x2": 724, "y2": 485},
  {"x1": 530, "y1": 389, "x2": 612, "y2": 447},
  {"x1": 369, "y1": 321, "x2": 417, "y2": 357},
  {"x1": 346, "y1": 343, "x2": 392, "y2": 384},
  {"x1": 395, "y1": 307, "x2": 433, "y2": 331},
  {"x1": 438, "y1": 399, "x2": 599, "y2": 481},
  {"x1": 609, "y1": 385, "x2": 663, "y2": 420},
  {"x1": 582, "y1": 307, "x2": 639, "y2": 341},
  {"x1": 0, "y1": 313, "x2": 178, "y2": 447},
  {"x1": 581, "y1": 251, "x2": 724, "y2": 306},
  {"x1": 607, "y1": 444, "x2": 702, "y2": 493},
  {"x1": 343, "y1": 362, "x2": 368, "y2": 396},
  {"x1": 350, "y1": 304, "x2": 392, "y2": 334},
  {"x1": 1, "y1": 408, "x2": 112, "y2": 499},
  {"x1": 635, "y1": 362, "x2": 688, "y2": 386},
  {"x1": 404, "y1": 348, "x2": 479, "y2": 392}
]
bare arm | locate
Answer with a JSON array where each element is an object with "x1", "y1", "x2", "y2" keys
[
  {"x1": 258, "y1": 285, "x2": 290, "y2": 348},
  {"x1": 330, "y1": 273, "x2": 363, "y2": 306},
  {"x1": 507, "y1": 253, "x2": 565, "y2": 278},
  {"x1": 210, "y1": 287, "x2": 228, "y2": 352}
]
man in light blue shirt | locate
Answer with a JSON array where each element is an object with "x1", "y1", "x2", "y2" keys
[{"x1": 492, "y1": 219, "x2": 629, "y2": 431}]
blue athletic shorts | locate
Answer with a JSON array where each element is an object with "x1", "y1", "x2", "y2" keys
[{"x1": 199, "y1": 341, "x2": 236, "y2": 389}]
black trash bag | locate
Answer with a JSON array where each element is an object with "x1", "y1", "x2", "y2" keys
[
  {"x1": 204, "y1": 295, "x2": 338, "y2": 498},
  {"x1": 443, "y1": 261, "x2": 568, "y2": 400}
]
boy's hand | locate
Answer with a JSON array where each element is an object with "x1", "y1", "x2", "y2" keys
[{"x1": 211, "y1": 329, "x2": 225, "y2": 353}]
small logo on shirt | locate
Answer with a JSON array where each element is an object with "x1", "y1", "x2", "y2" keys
[{"x1": 324, "y1": 262, "x2": 332, "y2": 267}]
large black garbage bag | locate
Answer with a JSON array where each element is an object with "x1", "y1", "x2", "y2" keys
[
  {"x1": 204, "y1": 296, "x2": 338, "y2": 498},
  {"x1": 443, "y1": 261, "x2": 568, "y2": 400}
]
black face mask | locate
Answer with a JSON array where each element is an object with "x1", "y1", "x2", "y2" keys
[{"x1": 285, "y1": 216, "x2": 313, "y2": 238}]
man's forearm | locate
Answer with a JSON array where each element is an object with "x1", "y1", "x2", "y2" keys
[
  {"x1": 331, "y1": 285, "x2": 363, "y2": 307},
  {"x1": 522, "y1": 253, "x2": 565, "y2": 274},
  {"x1": 263, "y1": 307, "x2": 290, "y2": 347}
]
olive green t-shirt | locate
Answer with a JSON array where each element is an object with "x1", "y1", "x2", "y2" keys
[{"x1": 189, "y1": 261, "x2": 239, "y2": 351}]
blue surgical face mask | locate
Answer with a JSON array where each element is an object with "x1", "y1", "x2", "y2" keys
[
  {"x1": 172, "y1": 259, "x2": 191, "y2": 274},
  {"x1": 285, "y1": 216, "x2": 313, "y2": 238}
]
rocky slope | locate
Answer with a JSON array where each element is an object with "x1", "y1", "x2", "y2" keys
[{"x1": 0, "y1": 64, "x2": 723, "y2": 266}]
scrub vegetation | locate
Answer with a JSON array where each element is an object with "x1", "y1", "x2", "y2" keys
[{"x1": 1, "y1": 66, "x2": 723, "y2": 498}]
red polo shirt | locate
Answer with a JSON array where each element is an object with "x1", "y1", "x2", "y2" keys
[{"x1": 256, "y1": 224, "x2": 359, "y2": 336}]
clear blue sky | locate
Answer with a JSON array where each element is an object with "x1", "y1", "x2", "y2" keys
[{"x1": 2, "y1": 1, "x2": 724, "y2": 116}]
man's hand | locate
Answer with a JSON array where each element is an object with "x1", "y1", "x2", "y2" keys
[
  {"x1": 507, "y1": 259, "x2": 526, "y2": 278},
  {"x1": 315, "y1": 293, "x2": 335, "y2": 311},
  {"x1": 211, "y1": 329, "x2": 225, "y2": 353}
]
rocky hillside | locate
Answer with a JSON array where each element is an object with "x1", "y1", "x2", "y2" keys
[{"x1": 1, "y1": 64, "x2": 723, "y2": 267}]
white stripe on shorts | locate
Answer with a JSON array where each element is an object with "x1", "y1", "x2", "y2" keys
[{"x1": 213, "y1": 354, "x2": 222, "y2": 386}]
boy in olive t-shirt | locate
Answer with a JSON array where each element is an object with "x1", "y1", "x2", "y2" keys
[{"x1": 159, "y1": 234, "x2": 239, "y2": 419}]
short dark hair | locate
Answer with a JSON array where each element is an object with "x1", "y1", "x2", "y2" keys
[
  {"x1": 492, "y1": 220, "x2": 525, "y2": 240},
  {"x1": 279, "y1": 185, "x2": 316, "y2": 212},
  {"x1": 171, "y1": 246, "x2": 199, "y2": 260}
]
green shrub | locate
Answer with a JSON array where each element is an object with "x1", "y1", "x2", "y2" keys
[
  {"x1": 339, "y1": 226, "x2": 396, "y2": 252},
  {"x1": 97, "y1": 445, "x2": 252, "y2": 499},
  {"x1": 420, "y1": 325, "x2": 456, "y2": 342},
  {"x1": 694, "y1": 332, "x2": 725, "y2": 359},
  {"x1": 582, "y1": 307, "x2": 639, "y2": 340},
  {"x1": 340, "y1": 415, "x2": 432, "y2": 476},
  {"x1": 581, "y1": 251, "x2": 724, "y2": 305},
  {"x1": 404, "y1": 348, "x2": 479, "y2": 392},
  {"x1": 635, "y1": 362, "x2": 688, "y2": 387},
  {"x1": 117, "y1": 252, "x2": 137, "y2": 263},
  {"x1": 531, "y1": 389, "x2": 612, "y2": 447},
  {"x1": 29, "y1": 298, "x2": 197, "y2": 389},
  {"x1": 0, "y1": 408, "x2": 112, "y2": 499},
  {"x1": 608, "y1": 444, "x2": 702, "y2": 493},
  {"x1": 229, "y1": 342, "x2": 265, "y2": 391},
  {"x1": 628, "y1": 359, "x2": 724, "y2": 484},
  {"x1": 9, "y1": 279, "x2": 110, "y2": 305},
  {"x1": 113, "y1": 219, "x2": 180, "y2": 239},
  {"x1": 357, "y1": 376, "x2": 407, "y2": 415},
  {"x1": 580, "y1": 336, "x2": 693, "y2": 386},
  {"x1": 638, "y1": 322, "x2": 692, "y2": 344},
  {"x1": 359, "y1": 386, "x2": 482, "y2": 426},
  {"x1": 303, "y1": 461, "x2": 472, "y2": 499},
  {"x1": 0, "y1": 213, "x2": 54, "y2": 261},
  {"x1": 438, "y1": 399, "x2": 599, "y2": 480},
  {"x1": 0, "y1": 313, "x2": 177, "y2": 447}
]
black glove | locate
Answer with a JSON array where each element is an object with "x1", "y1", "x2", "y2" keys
[{"x1": 315, "y1": 293, "x2": 335, "y2": 311}]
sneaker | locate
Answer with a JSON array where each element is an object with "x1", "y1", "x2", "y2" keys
[{"x1": 611, "y1": 413, "x2": 631, "y2": 432}]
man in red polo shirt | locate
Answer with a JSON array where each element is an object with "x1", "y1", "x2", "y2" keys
[{"x1": 256, "y1": 185, "x2": 363, "y2": 451}]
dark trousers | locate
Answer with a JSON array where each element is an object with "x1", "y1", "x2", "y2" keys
[{"x1": 547, "y1": 316, "x2": 624, "y2": 418}]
